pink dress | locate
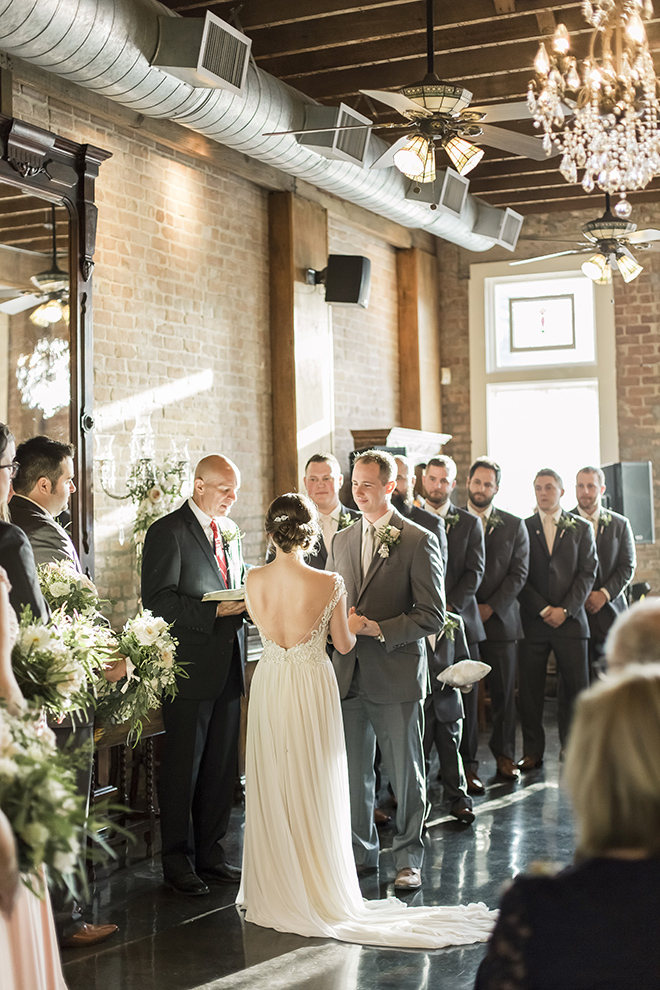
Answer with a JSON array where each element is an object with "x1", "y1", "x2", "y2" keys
[{"x1": 0, "y1": 873, "x2": 67, "y2": 990}]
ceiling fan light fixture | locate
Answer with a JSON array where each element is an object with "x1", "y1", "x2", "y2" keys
[
  {"x1": 400, "y1": 76, "x2": 473, "y2": 117},
  {"x1": 29, "y1": 298, "x2": 66, "y2": 327},
  {"x1": 581, "y1": 252, "x2": 611, "y2": 282},
  {"x1": 615, "y1": 248, "x2": 644, "y2": 282},
  {"x1": 393, "y1": 134, "x2": 434, "y2": 179},
  {"x1": 442, "y1": 136, "x2": 484, "y2": 176},
  {"x1": 30, "y1": 268, "x2": 69, "y2": 294}
]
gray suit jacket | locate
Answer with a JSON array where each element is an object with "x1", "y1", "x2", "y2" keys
[
  {"x1": 328, "y1": 506, "x2": 445, "y2": 704},
  {"x1": 569, "y1": 506, "x2": 636, "y2": 640},
  {"x1": 519, "y1": 511, "x2": 598, "y2": 640},
  {"x1": 465, "y1": 505, "x2": 529, "y2": 642},
  {"x1": 9, "y1": 494, "x2": 82, "y2": 572}
]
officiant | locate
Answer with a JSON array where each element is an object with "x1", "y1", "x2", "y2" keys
[{"x1": 142, "y1": 454, "x2": 247, "y2": 897}]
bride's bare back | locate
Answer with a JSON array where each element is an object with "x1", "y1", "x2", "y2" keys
[{"x1": 246, "y1": 552, "x2": 353, "y2": 653}]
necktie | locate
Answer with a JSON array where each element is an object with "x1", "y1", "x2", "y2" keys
[
  {"x1": 209, "y1": 519, "x2": 229, "y2": 585},
  {"x1": 361, "y1": 524, "x2": 376, "y2": 579},
  {"x1": 543, "y1": 514, "x2": 556, "y2": 555}
]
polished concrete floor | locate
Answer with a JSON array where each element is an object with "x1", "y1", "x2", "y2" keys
[{"x1": 62, "y1": 719, "x2": 573, "y2": 990}]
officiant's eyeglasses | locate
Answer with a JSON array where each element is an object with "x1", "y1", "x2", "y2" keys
[{"x1": 0, "y1": 460, "x2": 19, "y2": 478}]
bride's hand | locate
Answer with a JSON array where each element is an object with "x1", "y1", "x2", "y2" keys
[{"x1": 348, "y1": 607, "x2": 368, "y2": 636}]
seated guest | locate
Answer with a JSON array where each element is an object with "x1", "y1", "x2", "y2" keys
[
  {"x1": 475, "y1": 664, "x2": 660, "y2": 990},
  {"x1": 605, "y1": 596, "x2": 660, "y2": 671}
]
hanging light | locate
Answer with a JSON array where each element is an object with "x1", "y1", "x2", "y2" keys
[
  {"x1": 29, "y1": 298, "x2": 67, "y2": 327},
  {"x1": 442, "y1": 135, "x2": 484, "y2": 176},
  {"x1": 615, "y1": 248, "x2": 644, "y2": 283},
  {"x1": 393, "y1": 134, "x2": 431, "y2": 178},
  {"x1": 528, "y1": 1, "x2": 660, "y2": 207},
  {"x1": 581, "y1": 253, "x2": 611, "y2": 282}
]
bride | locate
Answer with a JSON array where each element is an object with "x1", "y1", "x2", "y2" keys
[{"x1": 237, "y1": 492, "x2": 496, "y2": 950}]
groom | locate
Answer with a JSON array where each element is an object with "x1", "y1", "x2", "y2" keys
[{"x1": 328, "y1": 449, "x2": 445, "y2": 889}]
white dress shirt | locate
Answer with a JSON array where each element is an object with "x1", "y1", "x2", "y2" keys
[
  {"x1": 467, "y1": 501, "x2": 493, "y2": 531},
  {"x1": 319, "y1": 505, "x2": 342, "y2": 554}
]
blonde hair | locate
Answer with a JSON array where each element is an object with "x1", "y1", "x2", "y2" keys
[
  {"x1": 605, "y1": 597, "x2": 660, "y2": 670},
  {"x1": 564, "y1": 664, "x2": 660, "y2": 857}
]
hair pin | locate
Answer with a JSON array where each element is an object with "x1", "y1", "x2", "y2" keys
[{"x1": 274, "y1": 514, "x2": 288, "y2": 522}]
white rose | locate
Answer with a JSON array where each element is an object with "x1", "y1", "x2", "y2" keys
[
  {"x1": 45, "y1": 779, "x2": 69, "y2": 803},
  {"x1": 53, "y1": 849, "x2": 79, "y2": 875},
  {"x1": 55, "y1": 665, "x2": 85, "y2": 697},
  {"x1": 133, "y1": 621, "x2": 162, "y2": 646},
  {"x1": 49, "y1": 581, "x2": 71, "y2": 598},
  {"x1": 80, "y1": 575, "x2": 97, "y2": 593},
  {"x1": 0, "y1": 756, "x2": 18, "y2": 779},
  {"x1": 389, "y1": 527, "x2": 401, "y2": 539},
  {"x1": 160, "y1": 647, "x2": 174, "y2": 668},
  {"x1": 23, "y1": 822, "x2": 50, "y2": 848},
  {"x1": 148, "y1": 487, "x2": 163, "y2": 503}
]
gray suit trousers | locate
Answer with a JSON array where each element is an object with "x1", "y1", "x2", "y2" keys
[{"x1": 341, "y1": 668, "x2": 426, "y2": 870}]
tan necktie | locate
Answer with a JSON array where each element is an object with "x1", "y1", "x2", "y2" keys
[
  {"x1": 361, "y1": 524, "x2": 376, "y2": 579},
  {"x1": 543, "y1": 514, "x2": 556, "y2": 555}
]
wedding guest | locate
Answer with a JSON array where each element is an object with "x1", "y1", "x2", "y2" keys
[
  {"x1": 421, "y1": 456, "x2": 485, "y2": 795},
  {"x1": 0, "y1": 424, "x2": 48, "y2": 622},
  {"x1": 517, "y1": 469, "x2": 597, "y2": 770},
  {"x1": 605, "y1": 596, "x2": 660, "y2": 671},
  {"x1": 328, "y1": 449, "x2": 445, "y2": 889},
  {"x1": 465, "y1": 457, "x2": 529, "y2": 781},
  {"x1": 9, "y1": 433, "x2": 118, "y2": 949},
  {"x1": 569, "y1": 466, "x2": 636, "y2": 678},
  {"x1": 475, "y1": 664, "x2": 660, "y2": 990},
  {"x1": 142, "y1": 454, "x2": 246, "y2": 896},
  {"x1": 303, "y1": 453, "x2": 360, "y2": 567}
]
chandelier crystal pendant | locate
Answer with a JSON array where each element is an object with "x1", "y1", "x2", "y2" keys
[{"x1": 528, "y1": 0, "x2": 660, "y2": 209}]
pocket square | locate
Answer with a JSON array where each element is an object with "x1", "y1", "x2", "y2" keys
[{"x1": 436, "y1": 659, "x2": 491, "y2": 688}]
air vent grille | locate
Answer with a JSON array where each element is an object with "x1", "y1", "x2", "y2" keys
[
  {"x1": 501, "y1": 211, "x2": 523, "y2": 250},
  {"x1": 335, "y1": 107, "x2": 370, "y2": 163},
  {"x1": 442, "y1": 170, "x2": 468, "y2": 216},
  {"x1": 200, "y1": 17, "x2": 250, "y2": 92}
]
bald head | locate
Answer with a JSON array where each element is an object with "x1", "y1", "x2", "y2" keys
[
  {"x1": 193, "y1": 454, "x2": 240, "y2": 518},
  {"x1": 606, "y1": 598, "x2": 660, "y2": 672}
]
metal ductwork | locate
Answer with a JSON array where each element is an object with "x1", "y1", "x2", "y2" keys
[{"x1": 0, "y1": 0, "x2": 498, "y2": 251}]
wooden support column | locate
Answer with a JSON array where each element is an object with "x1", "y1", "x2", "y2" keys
[
  {"x1": 397, "y1": 247, "x2": 442, "y2": 433},
  {"x1": 268, "y1": 191, "x2": 331, "y2": 496}
]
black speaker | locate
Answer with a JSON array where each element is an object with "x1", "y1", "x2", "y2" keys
[
  {"x1": 324, "y1": 255, "x2": 371, "y2": 308},
  {"x1": 602, "y1": 461, "x2": 655, "y2": 545}
]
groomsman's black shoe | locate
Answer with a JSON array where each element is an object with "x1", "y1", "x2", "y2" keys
[
  {"x1": 450, "y1": 805, "x2": 476, "y2": 825},
  {"x1": 165, "y1": 872, "x2": 210, "y2": 896},
  {"x1": 197, "y1": 863, "x2": 242, "y2": 884}
]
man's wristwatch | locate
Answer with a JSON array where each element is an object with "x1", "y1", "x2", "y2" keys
[
  {"x1": 562, "y1": 608, "x2": 569, "y2": 617},
  {"x1": 376, "y1": 632, "x2": 385, "y2": 643}
]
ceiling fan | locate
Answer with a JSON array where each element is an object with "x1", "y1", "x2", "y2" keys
[
  {"x1": 0, "y1": 206, "x2": 69, "y2": 326},
  {"x1": 510, "y1": 194, "x2": 660, "y2": 283},
  {"x1": 264, "y1": 0, "x2": 555, "y2": 183}
]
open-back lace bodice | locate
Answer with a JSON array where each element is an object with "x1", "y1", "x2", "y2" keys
[{"x1": 245, "y1": 572, "x2": 344, "y2": 663}]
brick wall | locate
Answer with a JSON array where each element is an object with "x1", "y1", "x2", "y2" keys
[
  {"x1": 437, "y1": 204, "x2": 660, "y2": 589},
  {"x1": 328, "y1": 216, "x2": 400, "y2": 479},
  {"x1": 14, "y1": 82, "x2": 272, "y2": 624}
]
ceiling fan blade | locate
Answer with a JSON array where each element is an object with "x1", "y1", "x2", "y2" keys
[
  {"x1": 263, "y1": 123, "x2": 373, "y2": 137},
  {"x1": 628, "y1": 228, "x2": 660, "y2": 243},
  {"x1": 0, "y1": 293, "x2": 44, "y2": 315},
  {"x1": 370, "y1": 136, "x2": 412, "y2": 170},
  {"x1": 470, "y1": 101, "x2": 531, "y2": 123},
  {"x1": 476, "y1": 124, "x2": 556, "y2": 160},
  {"x1": 359, "y1": 89, "x2": 432, "y2": 118},
  {"x1": 509, "y1": 249, "x2": 587, "y2": 266}
]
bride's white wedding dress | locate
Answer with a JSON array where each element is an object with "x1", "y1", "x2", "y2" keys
[{"x1": 237, "y1": 572, "x2": 497, "y2": 949}]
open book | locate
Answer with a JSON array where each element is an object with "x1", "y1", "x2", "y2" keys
[{"x1": 202, "y1": 587, "x2": 245, "y2": 602}]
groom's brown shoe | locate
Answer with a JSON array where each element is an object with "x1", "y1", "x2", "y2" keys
[{"x1": 394, "y1": 867, "x2": 422, "y2": 889}]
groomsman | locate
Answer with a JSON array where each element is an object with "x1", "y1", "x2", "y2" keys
[
  {"x1": 328, "y1": 450, "x2": 444, "y2": 889},
  {"x1": 392, "y1": 456, "x2": 447, "y2": 571},
  {"x1": 570, "y1": 466, "x2": 636, "y2": 678},
  {"x1": 302, "y1": 453, "x2": 360, "y2": 566},
  {"x1": 421, "y1": 456, "x2": 485, "y2": 795},
  {"x1": 517, "y1": 468, "x2": 597, "y2": 769},
  {"x1": 465, "y1": 457, "x2": 529, "y2": 781}
]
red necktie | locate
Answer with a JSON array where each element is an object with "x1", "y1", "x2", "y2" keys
[{"x1": 209, "y1": 519, "x2": 228, "y2": 585}]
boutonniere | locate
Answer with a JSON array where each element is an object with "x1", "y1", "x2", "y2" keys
[
  {"x1": 486, "y1": 512, "x2": 505, "y2": 535},
  {"x1": 375, "y1": 524, "x2": 401, "y2": 558},
  {"x1": 444, "y1": 511, "x2": 460, "y2": 532},
  {"x1": 338, "y1": 512, "x2": 356, "y2": 531},
  {"x1": 441, "y1": 612, "x2": 461, "y2": 642},
  {"x1": 555, "y1": 515, "x2": 578, "y2": 534},
  {"x1": 220, "y1": 527, "x2": 244, "y2": 548},
  {"x1": 599, "y1": 511, "x2": 612, "y2": 529}
]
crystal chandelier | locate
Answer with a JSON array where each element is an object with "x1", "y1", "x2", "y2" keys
[{"x1": 528, "y1": 0, "x2": 660, "y2": 214}]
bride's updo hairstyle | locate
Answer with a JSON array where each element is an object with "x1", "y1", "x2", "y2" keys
[{"x1": 266, "y1": 492, "x2": 320, "y2": 555}]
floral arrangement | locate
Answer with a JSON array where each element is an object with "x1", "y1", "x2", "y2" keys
[
  {"x1": 38, "y1": 560, "x2": 111, "y2": 620},
  {"x1": 11, "y1": 607, "x2": 114, "y2": 721},
  {"x1": 486, "y1": 511, "x2": 505, "y2": 534},
  {"x1": 599, "y1": 510, "x2": 612, "y2": 529},
  {"x1": 127, "y1": 456, "x2": 190, "y2": 568},
  {"x1": 444, "y1": 511, "x2": 460, "y2": 532},
  {"x1": 556, "y1": 514, "x2": 578, "y2": 533},
  {"x1": 0, "y1": 705, "x2": 113, "y2": 896},
  {"x1": 375, "y1": 523, "x2": 401, "y2": 558},
  {"x1": 95, "y1": 610, "x2": 185, "y2": 745},
  {"x1": 338, "y1": 512, "x2": 356, "y2": 531},
  {"x1": 441, "y1": 612, "x2": 461, "y2": 642}
]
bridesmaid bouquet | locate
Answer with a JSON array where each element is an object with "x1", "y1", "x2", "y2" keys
[
  {"x1": 0, "y1": 706, "x2": 113, "y2": 896},
  {"x1": 11, "y1": 607, "x2": 115, "y2": 721},
  {"x1": 37, "y1": 560, "x2": 111, "y2": 620},
  {"x1": 94, "y1": 610, "x2": 185, "y2": 744}
]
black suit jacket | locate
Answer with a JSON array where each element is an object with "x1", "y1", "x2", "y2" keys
[
  {"x1": 464, "y1": 505, "x2": 529, "y2": 642},
  {"x1": 9, "y1": 494, "x2": 81, "y2": 572},
  {"x1": 518, "y1": 511, "x2": 598, "y2": 640},
  {"x1": 392, "y1": 495, "x2": 448, "y2": 575},
  {"x1": 0, "y1": 520, "x2": 49, "y2": 621},
  {"x1": 141, "y1": 502, "x2": 246, "y2": 700},
  {"x1": 444, "y1": 504, "x2": 486, "y2": 645},
  {"x1": 569, "y1": 506, "x2": 636, "y2": 641}
]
